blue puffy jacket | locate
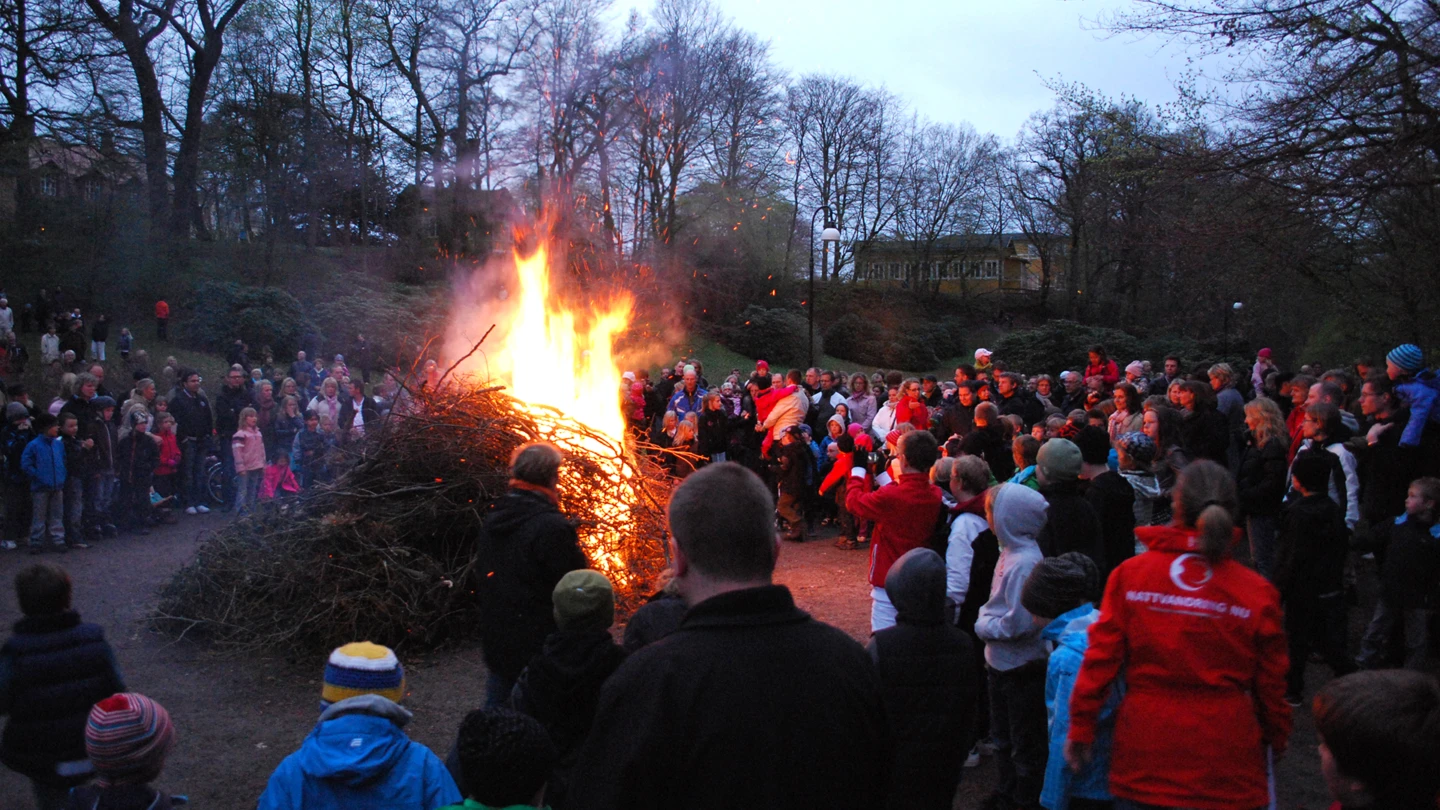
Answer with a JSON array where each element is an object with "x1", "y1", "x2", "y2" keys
[
  {"x1": 257, "y1": 696, "x2": 461, "y2": 810},
  {"x1": 1040, "y1": 604, "x2": 1120, "y2": 810},
  {"x1": 21, "y1": 434, "x2": 65, "y2": 491},
  {"x1": 1396, "y1": 370, "x2": 1439, "y2": 447}
]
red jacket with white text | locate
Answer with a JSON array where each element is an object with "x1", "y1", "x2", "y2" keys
[
  {"x1": 1067, "y1": 525, "x2": 1291, "y2": 810},
  {"x1": 846, "y1": 472, "x2": 943, "y2": 588}
]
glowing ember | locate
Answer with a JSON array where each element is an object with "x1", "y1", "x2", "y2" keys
[{"x1": 447, "y1": 241, "x2": 640, "y2": 582}]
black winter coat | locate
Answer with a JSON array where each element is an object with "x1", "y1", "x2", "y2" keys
[
  {"x1": 1274, "y1": 494, "x2": 1349, "y2": 598},
  {"x1": 214, "y1": 384, "x2": 250, "y2": 436},
  {"x1": 1038, "y1": 481, "x2": 1105, "y2": 570},
  {"x1": 568, "y1": 586, "x2": 890, "y2": 810},
  {"x1": 0, "y1": 611, "x2": 125, "y2": 785},
  {"x1": 1237, "y1": 435, "x2": 1289, "y2": 518},
  {"x1": 1357, "y1": 414, "x2": 1420, "y2": 524},
  {"x1": 1377, "y1": 515, "x2": 1440, "y2": 610},
  {"x1": 168, "y1": 389, "x2": 212, "y2": 442},
  {"x1": 475, "y1": 488, "x2": 588, "y2": 681},
  {"x1": 870, "y1": 557, "x2": 977, "y2": 810},
  {"x1": 1180, "y1": 406, "x2": 1230, "y2": 464},
  {"x1": 116, "y1": 432, "x2": 158, "y2": 487},
  {"x1": 621, "y1": 591, "x2": 688, "y2": 652},
  {"x1": 960, "y1": 426, "x2": 1014, "y2": 483},
  {"x1": 697, "y1": 408, "x2": 729, "y2": 456},
  {"x1": 1083, "y1": 471, "x2": 1135, "y2": 582},
  {"x1": 510, "y1": 629, "x2": 628, "y2": 809},
  {"x1": 998, "y1": 392, "x2": 1043, "y2": 428}
]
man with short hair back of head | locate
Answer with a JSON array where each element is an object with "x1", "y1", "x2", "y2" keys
[{"x1": 568, "y1": 463, "x2": 890, "y2": 810}]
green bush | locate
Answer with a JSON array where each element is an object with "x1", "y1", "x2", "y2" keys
[
  {"x1": 721, "y1": 306, "x2": 816, "y2": 368},
  {"x1": 823, "y1": 313, "x2": 947, "y2": 369},
  {"x1": 310, "y1": 284, "x2": 450, "y2": 372},
  {"x1": 179, "y1": 281, "x2": 312, "y2": 357},
  {"x1": 993, "y1": 320, "x2": 1224, "y2": 377}
]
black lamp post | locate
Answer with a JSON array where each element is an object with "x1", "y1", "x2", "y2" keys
[{"x1": 808, "y1": 206, "x2": 841, "y2": 368}]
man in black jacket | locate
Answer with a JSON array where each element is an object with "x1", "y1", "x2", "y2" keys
[
  {"x1": 337, "y1": 379, "x2": 381, "y2": 444},
  {"x1": 167, "y1": 369, "x2": 212, "y2": 514},
  {"x1": 569, "y1": 462, "x2": 890, "y2": 810},
  {"x1": 476, "y1": 442, "x2": 588, "y2": 708},
  {"x1": 1075, "y1": 426, "x2": 1136, "y2": 583},
  {"x1": 997, "y1": 373, "x2": 1044, "y2": 428},
  {"x1": 213, "y1": 366, "x2": 251, "y2": 510}
]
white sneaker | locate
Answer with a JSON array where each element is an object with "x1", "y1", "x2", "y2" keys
[
  {"x1": 185, "y1": 506, "x2": 198, "y2": 515},
  {"x1": 964, "y1": 746, "x2": 981, "y2": 768},
  {"x1": 196, "y1": 505, "x2": 211, "y2": 514},
  {"x1": 1, "y1": 540, "x2": 15, "y2": 550}
]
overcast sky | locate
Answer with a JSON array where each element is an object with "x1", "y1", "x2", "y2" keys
[{"x1": 631, "y1": 0, "x2": 1209, "y2": 141}]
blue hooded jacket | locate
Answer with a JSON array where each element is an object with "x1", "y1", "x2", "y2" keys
[
  {"x1": 21, "y1": 434, "x2": 65, "y2": 491},
  {"x1": 257, "y1": 695, "x2": 461, "y2": 810},
  {"x1": 1395, "y1": 370, "x2": 1439, "y2": 447},
  {"x1": 1040, "y1": 604, "x2": 1120, "y2": 810}
]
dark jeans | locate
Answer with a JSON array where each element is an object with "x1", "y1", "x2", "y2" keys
[
  {"x1": 217, "y1": 433, "x2": 236, "y2": 507},
  {"x1": 1248, "y1": 514, "x2": 1278, "y2": 579},
  {"x1": 989, "y1": 660, "x2": 1049, "y2": 809},
  {"x1": 484, "y1": 671, "x2": 516, "y2": 709},
  {"x1": 156, "y1": 317, "x2": 168, "y2": 341},
  {"x1": 179, "y1": 437, "x2": 206, "y2": 507},
  {"x1": 5, "y1": 483, "x2": 31, "y2": 542},
  {"x1": 1285, "y1": 591, "x2": 1354, "y2": 697}
]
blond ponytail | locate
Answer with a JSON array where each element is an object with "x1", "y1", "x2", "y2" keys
[{"x1": 1176, "y1": 460, "x2": 1238, "y2": 562}]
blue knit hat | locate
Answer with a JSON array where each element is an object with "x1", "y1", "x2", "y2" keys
[
  {"x1": 1116, "y1": 432, "x2": 1156, "y2": 467},
  {"x1": 321, "y1": 641, "x2": 405, "y2": 708},
  {"x1": 1387, "y1": 344, "x2": 1425, "y2": 374}
]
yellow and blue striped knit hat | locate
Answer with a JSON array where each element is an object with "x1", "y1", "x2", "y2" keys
[{"x1": 321, "y1": 641, "x2": 406, "y2": 708}]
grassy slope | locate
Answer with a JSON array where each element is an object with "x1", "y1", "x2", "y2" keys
[{"x1": 663, "y1": 335, "x2": 998, "y2": 381}]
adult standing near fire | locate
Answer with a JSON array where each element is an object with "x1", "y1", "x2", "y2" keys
[{"x1": 476, "y1": 442, "x2": 588, "y2": 708}]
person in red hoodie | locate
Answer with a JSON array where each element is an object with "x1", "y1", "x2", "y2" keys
[
  {"x1": 894, "y1": 378, "x2": 930, "y2": 431},
  {"x1": 1066, "y1": 460, "x2": 1291, "y2": 810},
  {"x1": 846, "y1": 430, "x2": 944, "y2": 633},
  {"x1": 1083, "y1": 345, "x2": 1120, "y2": 388}
]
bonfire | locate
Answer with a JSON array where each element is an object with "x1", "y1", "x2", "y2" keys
[{"x1": 155, "y1": 237, "x2": 676, "y2": 654}]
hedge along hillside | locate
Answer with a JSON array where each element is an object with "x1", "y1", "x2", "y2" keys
[
  {"x1": 720, "y1": 305, "x2": 816, "y2": 368},
  {"x1": 991, "y1": 320, "x2": 1250, "y2": 379},
  {"x1": 309, "y1": 283, "x2": 450, "y2": 370},
  {"x1": 179, "y1": 281, "x2": 311, "y2": 357},
  {"x1": 822, "y1": 313, "x2": 969, "y2": 370}
]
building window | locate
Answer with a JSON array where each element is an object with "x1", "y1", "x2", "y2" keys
[
  {"x1": 984, "y1": 260, "x2": 1000, "y2": 279},
  {"x1": 888, "y1": 263, "x2": 901, "y2": 280},
  {"x1": 869, "y1": 262, "x2": 881, "y2": 280},
  {"x1": 39, "y1": 175, "x2": 58, "y2": 197}
]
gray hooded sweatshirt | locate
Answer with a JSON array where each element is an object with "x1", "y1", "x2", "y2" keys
[{"x1": 975, "y1": 483, "x2": 1049, "y2": 670}]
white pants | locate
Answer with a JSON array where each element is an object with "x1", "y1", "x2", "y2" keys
[
  {"x1": 871, "y1": 586, "x2": 897, "y2": 633},
  {"x1": 90, "y1": 340, "x2": 106, "y2": 361}
]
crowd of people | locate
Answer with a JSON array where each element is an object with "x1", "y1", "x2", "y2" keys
[
  {"x1": 0, "y1": 293, "x2": 402, "y2": 552},
  {"x1": 3, "y1": 320, "x2": 1440, "y2": 810}
]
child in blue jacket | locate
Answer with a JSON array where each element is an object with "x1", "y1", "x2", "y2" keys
[
  {"x1": 1021, "y1": 551, "x2": 1120, "y2": 810},
  {"x1": 22, "y1": 413, "x2": 66, "y2": 552}
]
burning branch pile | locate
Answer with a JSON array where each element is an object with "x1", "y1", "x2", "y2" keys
[{"x1": 154, "y1": 377, "x2": 674, "y2": 655}]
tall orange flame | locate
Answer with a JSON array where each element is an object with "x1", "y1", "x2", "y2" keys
[{"x1": 446, "y1": 241, "x2": 638, "y2": 580}]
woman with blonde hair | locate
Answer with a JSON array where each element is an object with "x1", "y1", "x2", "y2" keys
[
  {"x1": 1238, "y1": 397, "x2": 1290, "y2": 577},
  {"x1": 1066, "y1": 460, "x2": 1290, "y2": 810}
]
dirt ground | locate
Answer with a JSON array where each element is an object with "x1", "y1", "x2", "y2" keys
[{"x1": 0, "y1": 515, "x2": 1336, "y2": 810}]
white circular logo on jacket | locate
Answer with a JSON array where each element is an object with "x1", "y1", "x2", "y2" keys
[{"x1": 1170, "y1": 553, "x2": 1213, "y2": 592}]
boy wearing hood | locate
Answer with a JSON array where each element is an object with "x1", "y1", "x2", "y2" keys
[
  {"x1": 975, "y1": 483, "x2": 1050, "y2": 810},
  {"x1": 504, "y1": 569, "x2": 626, "y2": 808},
  {"x1": 1022, "y1": 552, "x2": 1117, "y2": 810},
  {"x1": 868, "y1": 548, "x2": 977, "y2": 810},
  {"x1": 257, "y1": 641, "x2": 461, "y2": 810}
]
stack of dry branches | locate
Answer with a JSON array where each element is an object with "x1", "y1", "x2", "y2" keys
[{"x1": 154, "y1": 374, "x2": 675, "y2": 655}]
